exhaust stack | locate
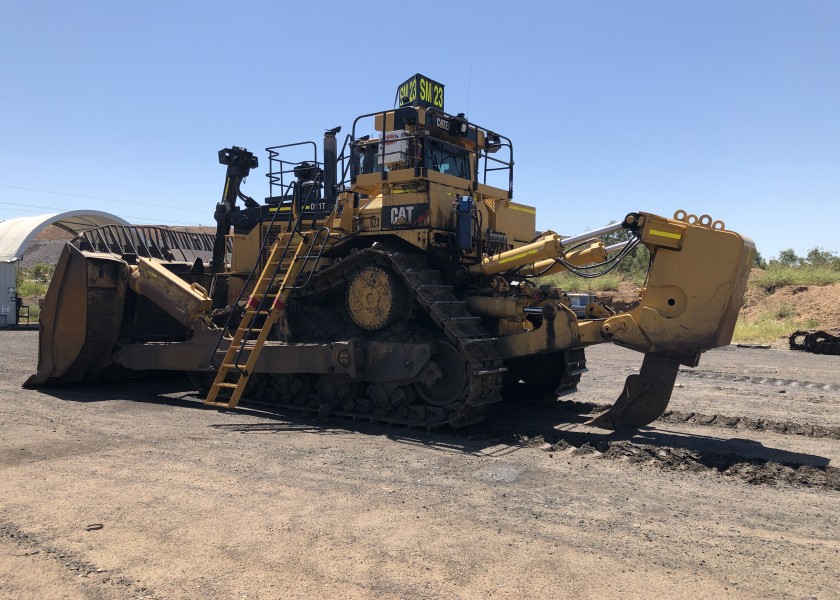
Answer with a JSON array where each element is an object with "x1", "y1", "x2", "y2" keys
[{"x1": 323, "y1": 126, "x2": 341, "y2": 205}]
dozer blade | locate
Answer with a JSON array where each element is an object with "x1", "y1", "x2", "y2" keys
[
  {"x1": 24, "y1": 244, "x2": 126, "y2": 388},
  {"x1": 586, "y1": 353, "x2": 681, "y2": 430}
]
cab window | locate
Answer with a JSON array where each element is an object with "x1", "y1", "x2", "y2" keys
[{"x1": 426, "y1": 139, "x2": 471, "y2": 179}]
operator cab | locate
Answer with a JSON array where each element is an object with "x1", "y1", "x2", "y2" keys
[{"x1": 350, "y1": 74, "x2": 512, "y2": 196}]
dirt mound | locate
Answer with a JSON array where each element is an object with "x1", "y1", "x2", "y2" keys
[
  {"x1": 742, "y1": 282, "x2": 840, "y2": 331},
  {"x1": 33, "y1": 224, "x2": 75, "y2": 241},
  {"x1": 594, "y1": 281, "x2": 641, "y2": 312},
  {"x1": 20, "y1": 240, "x2": 68, "y2": 268}
]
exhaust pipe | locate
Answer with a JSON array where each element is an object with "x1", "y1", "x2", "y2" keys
[{"x1": 323, "y1": 126, "x2": 341, "y2": 205}]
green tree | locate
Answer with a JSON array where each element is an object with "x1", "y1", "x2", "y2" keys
[
  {"x1": 776, "y1": 248, "x2": 800, "y2": 267},
  {"x1": 753, "y1": 251, "x2": 767, "y2": 269},
  {"x1": 31, "y1": 263, "x2": 54, "y2": 284},
  {"x1": 804, "y1": 247, "x2": 837, "y2": 267}
]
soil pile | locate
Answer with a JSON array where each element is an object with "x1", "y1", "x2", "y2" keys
[
  {"x1": 17, "y1": 225, "x2": 74, "y2": 268},
  {"x1": 20, "y1": 240, "x2": 67, "y2": 268},
  {"x1": 595, "y1": 281, "x2": 642, "y2": 313},
  {"x1": 742, "y1": 282, "x2": 840, "y2": 330}
]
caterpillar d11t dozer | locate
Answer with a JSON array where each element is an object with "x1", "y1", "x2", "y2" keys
[{"x1": 26, "y1": 74, "x2": 755, "y2": 429}]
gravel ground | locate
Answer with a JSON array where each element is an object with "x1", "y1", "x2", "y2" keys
[{"x1": 2, "y1": 330, "x2": 839, "y2": 599}]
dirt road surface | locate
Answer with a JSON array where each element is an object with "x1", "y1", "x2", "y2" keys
[{"x1": 2, "y1": 329, "x2": 839, "y2": 599}]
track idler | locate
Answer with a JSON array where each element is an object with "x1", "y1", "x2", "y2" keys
[{"x1": 586, "y1": 353, "x2": 682, "y2": 430}]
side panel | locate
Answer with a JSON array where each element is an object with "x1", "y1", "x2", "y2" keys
[{"x1": 497, "y1": 201, "x2": 537, "y2": 244}]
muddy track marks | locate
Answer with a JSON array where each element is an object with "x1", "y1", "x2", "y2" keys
[
  {"x1": 232, "y1": 398, "x2": 840, "y2": 492},
  {"x1": 679, "y1": 369, "x2": 840, "y2": 393},
  {"x1": 660, "y1": 410, "x2": 840, "y2": 439},
  {"x1": 468, "y1": 417, "x2": 840, "y2": 491},
  {"x1": 551, "y1": 399, "x2": 840, "y2": 440},
  {"x1": 472, "y1": 400, "x2": 840, "y2": 491},
  {"x1": 545, "y1": 435, "x2": 840, "y2": 491}
]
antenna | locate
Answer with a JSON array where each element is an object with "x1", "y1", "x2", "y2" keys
[{"x1": 466, "y1": 64, "x2": 473, "y2": 119}]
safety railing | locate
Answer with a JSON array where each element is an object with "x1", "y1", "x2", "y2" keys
[{"x1": 265, "y1": 141, "x2": 320, "y2": 203}]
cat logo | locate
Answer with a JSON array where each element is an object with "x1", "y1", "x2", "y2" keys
[
  {"x1": 381, "y1": 203, "x2": 429, "y2": 229},
  {"x1": 391, "y1": 205, "x2": 415, "y2": 226}
]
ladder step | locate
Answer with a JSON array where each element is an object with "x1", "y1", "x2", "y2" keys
[{"x1": 206, "y1": 234, "x2": 315, "y2": 410}]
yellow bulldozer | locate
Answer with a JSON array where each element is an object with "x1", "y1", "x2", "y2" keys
[{"x1": 26, "y1": 74, "x2": 755, "y2": 429}]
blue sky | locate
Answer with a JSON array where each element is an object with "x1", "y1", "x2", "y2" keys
[{"x1": 1, "y1": 0, "x2": 837, "y2": 259}]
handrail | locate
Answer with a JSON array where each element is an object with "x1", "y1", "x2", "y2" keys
[
  {"x1": 336, "y1": 133, "x2": 353, "y2": 190},
  {"x1": 265, "y1": 140, "x2": 320, "y2": 200}
]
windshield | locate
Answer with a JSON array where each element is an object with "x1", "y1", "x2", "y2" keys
[{"x1": 426, "y1": 139, "x2": 471, "y2": 179}]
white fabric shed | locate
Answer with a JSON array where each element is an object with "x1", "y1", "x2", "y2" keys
[
  {"x1": 0, "y1": 210, "x2": 130, "y2": 262},
  {"x1": 0, "y1": 210, "x2": 129, "y2": 327}
]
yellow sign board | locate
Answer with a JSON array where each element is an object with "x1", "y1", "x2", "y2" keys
[{"x1": 397, "y1": 74, "x2": 444, "y2": 110}]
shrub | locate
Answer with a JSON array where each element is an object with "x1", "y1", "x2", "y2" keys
[
  {"x1": 774, "y1": 303, "x2": 795, "y2": 319},
  {"x1": 31, "y1": 263, "x2": 55, "y2": 283},
  {"x1": 733, "y1": 313, "x2": 818, "y2": 344},
  {"x1": 751, "y1": 265, "x2": 840, "y2": 291},
  {"x1": 17, "y1": 279, "x2": 48, "y2": 297}
]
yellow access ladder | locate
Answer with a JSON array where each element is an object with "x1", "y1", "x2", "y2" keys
[{"x1": 204, "y1": 233, "x2": 312, "y2": 409}]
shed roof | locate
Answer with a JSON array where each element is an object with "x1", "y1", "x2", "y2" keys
[{"x1": 0, "y1": 210, "x2": 130, "y2": 262}]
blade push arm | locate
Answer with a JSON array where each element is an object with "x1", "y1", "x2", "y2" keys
[{"x1": 468, "y1": 221, "x2": 625, "y2": 277}]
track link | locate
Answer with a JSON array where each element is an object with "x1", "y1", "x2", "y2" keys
[
  {"x1": 790, "y1": 330, "x2": 840, "y2": 354},
  {"x1": 238, "y1": 246, "x2": 505, "y2": 428}
]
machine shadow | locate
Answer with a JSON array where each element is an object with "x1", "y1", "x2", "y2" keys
[
  {"x1": 34, "y1": 375, "x2": 831, "y2": 469},
  {"x1": 207, "y1": 395, "x2": 833, "y2": 469},
  {"x1": 33, "y1": 372, "x2": 197, "y2": 405}
]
